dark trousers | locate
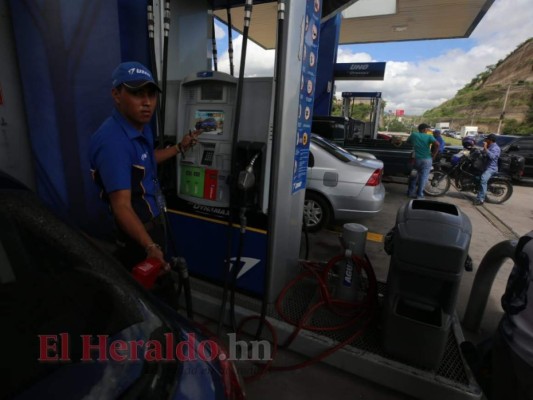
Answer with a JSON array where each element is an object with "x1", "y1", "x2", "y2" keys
[{"x1": 114, "y1": 217, "x2": 165, "y2": 271}]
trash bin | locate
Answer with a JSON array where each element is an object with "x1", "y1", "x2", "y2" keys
[{"x1": 382, "y1": 199, "x2": 472, "y2": 369}]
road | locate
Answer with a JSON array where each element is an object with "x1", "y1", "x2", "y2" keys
[{"x1": 243, "y1": 180, "x2": 533, "y2": 400}]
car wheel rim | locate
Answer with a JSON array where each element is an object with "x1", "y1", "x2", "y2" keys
[{"x1": 304, "y1": 200, "x2": 322, "y2": 227}]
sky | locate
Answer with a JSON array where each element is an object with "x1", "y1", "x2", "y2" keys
[{"x1": 212, "y1": 0, "x2": 533, "y2": 116}]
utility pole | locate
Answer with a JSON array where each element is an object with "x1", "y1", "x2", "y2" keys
[
  {"x1": 497, "y1": 84, "x2": 511, "y2": 134},
  {"x1": 497, "y1": 40, "x2": 530, "y2": 134}
]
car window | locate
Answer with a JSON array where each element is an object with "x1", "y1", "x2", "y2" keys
[
  {"x1": 0, "y1": 192, "x2": 163, "y2": 399},
  {"x1": 516, "y1": 138, "x2": 533, "y2": 151},
  {"x1": 311, "y1": 119, "x2": 347, "y2": 141},
  {"x1": 331, "y1": 123, "x2": 345, "y2": 141},
  {"x1": 311, "y1": 135, "x2": 358, "y2": 163}
]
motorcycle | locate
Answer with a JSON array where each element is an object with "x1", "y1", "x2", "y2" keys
[{"x1": 424, "y1": 149, "x2": 513, "y2": 204}]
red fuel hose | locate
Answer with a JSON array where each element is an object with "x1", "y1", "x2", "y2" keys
[{"x1": 237, "y1": 253, "x2": 378, "y2": 381}]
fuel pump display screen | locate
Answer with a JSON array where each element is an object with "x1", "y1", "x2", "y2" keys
[
  {"x1": 193, "y1": 110, "x2": 224, "y2": 135},
  {"x1": 200, "y1": 82, "x2": 224, "y2": 101}
]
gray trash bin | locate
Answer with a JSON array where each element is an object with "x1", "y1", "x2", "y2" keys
[{"x1": 382, "y1": 199, "x2": 472, "y2": 369}]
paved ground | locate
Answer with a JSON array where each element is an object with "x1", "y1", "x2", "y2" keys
[{"x1": 241, "y1": 179, "x2": 533, "y2": 400}]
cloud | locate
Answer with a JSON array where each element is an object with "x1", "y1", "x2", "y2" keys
[
  {"x1": 214, "y1": 0, "x2": 533, "y2": 115},
  {"x1": 334, "y1": 0, "x2": 533, "y2": 115},
  {"x1": 214, "y1": 21, "x2": 226, "y2": 40},
  {"x1": 216, "y1": 35, "x2": 275, "y2": 77}
]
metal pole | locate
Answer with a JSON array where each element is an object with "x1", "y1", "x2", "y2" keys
[{"x1": 255, "y1": 0, "x2": 285, "y2": 339}]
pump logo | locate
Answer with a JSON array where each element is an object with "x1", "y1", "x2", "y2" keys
[
  {"x1": 192, "y1": 204, "x2": 230, "y2": 217},
  {"x1": 343, "y1": 263, "x2": 353, "y2": 287},
  {"x1": 229, "y1": 257, "x2": 261, "y2": 279},
  {"x1": 128, "y1": 67, "x2": 151, "y2": 78},
  {"x1": 350, "y1": 64, "x2": 369, "y2": 70}
]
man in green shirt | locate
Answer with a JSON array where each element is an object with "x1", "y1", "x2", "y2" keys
[{"x1": 407, "y1": 123, "x2": 439, "y2": 199}]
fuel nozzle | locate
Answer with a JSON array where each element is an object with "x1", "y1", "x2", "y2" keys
[
  {"x1": 171, "y1": 256, "x2": 189, "y2": 280},
  {"x1": 238, "y1": 152, "x2": 260, "y2": 191},
  {"x1": 171, "y1": 256, "x2": 194, "y2": 319},
  {"x1": 238, "y1": 165, "x2": 255, "y2": 190}
]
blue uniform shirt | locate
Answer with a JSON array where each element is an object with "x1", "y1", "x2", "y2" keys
[
  {"x1": 434, "y1": 134, "x2": 445, "y2": 153},
  {"x1": 90, "y1": 108, "x2": 160, "y2": 222}
]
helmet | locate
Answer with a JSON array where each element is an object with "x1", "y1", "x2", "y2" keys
[{"x1": 462, "y1": 137, "x2": 476, "y2": 149}]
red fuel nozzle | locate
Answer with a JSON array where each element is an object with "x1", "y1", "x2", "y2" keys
[{"x1": 132, "y1": 258, "x2": 164, "y2": 289}]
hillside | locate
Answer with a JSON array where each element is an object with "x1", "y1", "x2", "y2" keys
[{"x1": 422, "y1": 38, "x2": 533, "y2": 134}]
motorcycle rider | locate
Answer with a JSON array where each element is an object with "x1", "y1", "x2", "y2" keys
[
  {"x1": 462, "y1": 136, "x2": 476, "y2": 151},
  {"x1": 473, "y1": 133, "x2": 501, "y2": 206}
]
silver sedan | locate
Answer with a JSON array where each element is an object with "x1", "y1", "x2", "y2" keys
[{"x1": 304, "y1": 135, "x2": 386, "y2": 231}]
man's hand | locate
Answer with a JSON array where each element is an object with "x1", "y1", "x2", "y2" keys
[
  {"x1": 146, "y1": 243, "x2": 165, "y2": 264},
  {"x1": 180, "y1": 129, "x2": 203, "y2": 152},
  {"x1": 145, "y1": 244, "x2": 171, "y2": 275}
]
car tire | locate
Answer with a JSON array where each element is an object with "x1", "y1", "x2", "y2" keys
[{"x1": 303, "y1": 192, "x2": 330, "y2": 232}]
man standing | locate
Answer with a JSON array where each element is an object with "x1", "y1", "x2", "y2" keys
[
  {"x1": 90, "y1": 61, "x2": 199, "y2": 271},
  {"x1": 407, "y1": 123, "x2": 439, "y2": 199},
  {"x1": 473, "y1": 133, "x2": 500, "y2": 206},
  {"x1": 432, "y1": 129, "x2": 446, "y2": 162}
]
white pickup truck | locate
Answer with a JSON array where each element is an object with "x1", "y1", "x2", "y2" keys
[{"x1": 460, "y1": 126, "x2": 478, "y2": 137}]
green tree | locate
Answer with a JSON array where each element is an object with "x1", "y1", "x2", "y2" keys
[
  {"x1": 349, "y1": 103, "x2": 372, "y2": 120},
  {"x1": 387, "y1": 119, "x2": 408, "y2": 132},
  {"x1": 329, "y1": 98, "x2": 342, "y2": 116},
  {"x1": 502, "y1": 119, "x2": 521, "y2": 134}
]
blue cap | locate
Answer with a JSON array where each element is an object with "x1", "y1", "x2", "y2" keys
[
  {"x1": 111, "y1": 61, "x2": 161, "y2": 91},
  {"x1": 433, "y1": 129, "x2": 441, "y2": 135}
]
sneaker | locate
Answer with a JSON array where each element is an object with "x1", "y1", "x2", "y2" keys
[{"x1": 473, "y1": 199, "x2": 484, "y2": 206}]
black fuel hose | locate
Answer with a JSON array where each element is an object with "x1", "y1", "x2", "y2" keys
[
  {"x1": 160, "y1": 0, "x2": 170, "y2": 135},
  {"x1": 217, "y1": 0, "x2": 254, "y2": 337},
  {"x1": 211, "y1": 11, "x2": 218, "y2": 71},
  {"x1": 227, "y1": 7, "x2": 235, "y2": 76}
]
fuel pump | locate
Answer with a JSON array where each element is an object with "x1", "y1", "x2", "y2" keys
[{"x1": 176, "y1": 71, "x2": 238, "y2": 208}]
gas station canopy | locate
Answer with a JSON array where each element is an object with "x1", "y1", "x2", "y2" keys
[{"x1": 211, "y1": 0, "x2": 495, "y2": 49}]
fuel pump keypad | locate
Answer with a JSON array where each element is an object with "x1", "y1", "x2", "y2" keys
[{"x1": 201, "y1": 150, "x2": 215, "y2": 166}]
